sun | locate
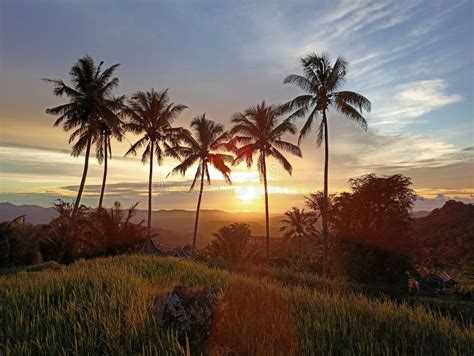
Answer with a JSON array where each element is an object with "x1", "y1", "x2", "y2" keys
[{"x1": 234, "y1": 186, "x2": 262, "y2": 204}]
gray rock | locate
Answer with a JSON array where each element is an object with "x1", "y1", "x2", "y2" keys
[{"x1": 160, "y1": 285, "x2": 215, "y2": 349}]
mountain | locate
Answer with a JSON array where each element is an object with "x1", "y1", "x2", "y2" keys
[
  {"x1": 0, "y1": 202, "x2": 285, "y2": 248},
  {"x1": 413, "y1": 210, "x2": 431, "y2": 218},
  {"x1": 412, "y1": 200, "x2": 474, "y2": 267},
  {"x1": 0, "y1": 202, "x2": 56, "y2": 225}
]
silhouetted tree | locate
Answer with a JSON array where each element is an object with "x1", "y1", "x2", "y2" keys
[
  {"x1": 330, "y1": 174, "x2": 416, "y2": 284},
  {"x1": 331, "y1": 174, "x2": 416, "y2": 250},
  {"x1": 83, "y1": 201, "x2": 146, "y2": 256},
  {"x1": 205, "y1": 223, "x2": 258, "y2": 265},
  {"x1": 280, "y1": 207, "x2": 317, "y2": 257},
  {"x1": 230, "y1": 101, "x2": 301, "y2": 261},
  {"x1": 97, "y1": 115, "x2": 125, "y2": 209},
  {"x1": 123, "y1": 89, "x2": 187, "y2": 236},
  {"x1": 45, "y1": 55, "x2": 123, "y2": 260},
  {"x1": 284, "y1": 53, "x2": 371, "y2": 276},
  {"x1": 168, "y1": 115, "x2": 232, "y2": 249}
]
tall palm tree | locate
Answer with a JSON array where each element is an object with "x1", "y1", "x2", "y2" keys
[
  {"x1": 230, "y1": 101, "x2": 302, "y2": 261},
  {"x1": 45, "y1": 55, "x2": 123, "y2": 258},
  {"x1": 168, "y1": 115, "x2": 232, "y2": 249},
  {"x1": 280, "y1": 207, "x2": 316, "y2": 258},
  {"x1": 283, "y1": 53, "x2": 371, "y2": 276},
  {"x1": 123, "y1": 89, "x2": 187, "y2": 236},
  {"x1": 97, "y1": 101, "x2": 125, "y2": 210}
]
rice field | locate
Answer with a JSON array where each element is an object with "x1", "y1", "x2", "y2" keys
[{"x1": 1, "y1": 256, "x2": 473, "y2": 355}]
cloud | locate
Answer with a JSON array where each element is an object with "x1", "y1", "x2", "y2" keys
[
  {"x1": 371, "y1": 79, "x2": 462, "y2": 127},
  {"x1": 415, "y1": 193, "x2": 474, "y2": 211}
]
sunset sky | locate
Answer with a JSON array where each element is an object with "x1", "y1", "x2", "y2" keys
[{"x1": 0, "y1": 0, "x2": 473, "y2": 212}]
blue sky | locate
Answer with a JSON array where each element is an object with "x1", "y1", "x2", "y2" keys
[{"x1": 0, "y1": 0, "x2": 473, "y2": 212}]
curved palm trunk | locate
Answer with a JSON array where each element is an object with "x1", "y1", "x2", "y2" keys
[
  {"x1": 192, "y1": 164, "x2": 205, "y2": 249},
  {"x1": 262, "y1": 154, "x2": 270, "y2": 262},
  {"x1": 63, "y1": 135, "x2": 92, "y2": 263},
  {"x1": 148, "y1": 141, "x2": 154, "y2": 237},
  {"x1": 98, "y1": 134, "x2": 108, "y2": 209},
  {"x1": 322, "y1": 110, "x2": 329, "y2": 277}
]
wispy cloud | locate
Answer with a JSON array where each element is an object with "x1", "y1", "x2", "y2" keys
[{"x1": 371, "y1": 79, "x2": 462, "y2": 127}]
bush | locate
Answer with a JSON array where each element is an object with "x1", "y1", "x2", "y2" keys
[{"x1": 340, "y1": 240, "x2": 413, "y2": 287}]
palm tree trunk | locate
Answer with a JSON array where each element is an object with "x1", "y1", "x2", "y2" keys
[
  {"x1": 299, "y1": 233, "x2": 303, "y2": 258},
  {"x1": 262, "y1": 154, "x2": 270, "y2": 262},
  {"x1": 322, "y1": 109, "x2": 329, "y2": 277},
  {"x1": 192, "y1": 164, "x2": 205, "y2": 250},
  {"x1": 98, "y1": 134, "x2": 108, "y2": 209},
  {"x1": 148, "y1": 141, "x2": 154, "y2": 237},
  {"x1": 62, "y1": 135, "x2": 92, "y2": 263}
]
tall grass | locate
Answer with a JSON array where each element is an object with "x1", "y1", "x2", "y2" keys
[{"x1": 1, "y1": 256, "x2": 472, "y2": 355}]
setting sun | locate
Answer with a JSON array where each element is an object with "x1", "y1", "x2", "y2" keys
[{"x1": 234, "y1": 186, "x2": 262, "y2": 204}]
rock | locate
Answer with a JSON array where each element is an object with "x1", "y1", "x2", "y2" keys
[
  {"x1": 23, "y1": 260, "x2": 62, "y2": 272},
  {"x1": 160, "y1": 285, "x2": 215, "y2": 349}
]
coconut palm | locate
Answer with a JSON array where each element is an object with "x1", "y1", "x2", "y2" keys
[
  {"x1": 97, "y1": 103, "x2": 125, "y2": 209},
  {"x1": 123, "y1": 89, "x2": 187, "y2": 236},
  {"x1": 168, "y1": 115, "x2": 232, "y2": 249},
  {"x1": 280, "y1": 207, "x2": 316, "y2": 258},
  {"x1": 283, "y1": 53, "x2": 371, "y2": 275},
  {"x1": 44, "y1": 55, "x2": 123, "y2": 257},
  {"x1": 230, "y1": 101, "x2": 302, "y2": 261}
]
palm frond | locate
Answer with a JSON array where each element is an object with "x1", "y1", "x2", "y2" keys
[
  {"x1": 334, "y1": 101, "x2": 368, "y2": 131},
  {"x1": 269, "y1": 147, "x2": 293, "y2": 175},
  {"x1": 298, "y1": 107, "x2": 318, "y2": 144},
  {"x1": 273, "y1": 140, "x2": 302, "y2": 157}
]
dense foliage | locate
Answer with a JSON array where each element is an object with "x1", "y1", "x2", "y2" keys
[{"x1": 0, "y1": 200, "x2": 146, "y2": 266}]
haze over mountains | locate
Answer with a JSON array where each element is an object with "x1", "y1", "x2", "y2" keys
[
  {"x1": 0, "y1": 202, "x2": 284, "y2": 248},
  {"x1": 2, "y1": 201, "x2": 472, "y2": 259}
]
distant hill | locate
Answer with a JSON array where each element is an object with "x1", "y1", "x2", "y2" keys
[
  {"x1": 412, "y1": 200, "x2": 474, "y2": 267},
  {"x1": 0, "y1": 202, "x2": 56, "y2": 225},
  {"x1": 0, "y1": 202, "x2": 285, "y2": 248},
  {"x1": 413, "y1": 210, "x2": 431, "y2": 218}
]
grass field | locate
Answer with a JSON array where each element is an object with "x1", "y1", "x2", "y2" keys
[{"x1": 1, "y1": 256, "x2": 473, "y2": 355}]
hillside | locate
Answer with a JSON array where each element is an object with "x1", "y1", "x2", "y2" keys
[
  {"x1": 1, "y1": 256, "x2": 472, "y2": 355},
  {"x1": 0, "y1": 202, "x2": 285, "y2": 248},
  {"x1": 412, "y1": 200, "x2": 474, "y2": 267}
]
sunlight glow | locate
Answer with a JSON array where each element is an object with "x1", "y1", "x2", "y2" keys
[{"x1": 234, "y1": 186, "x2": 262, "y2": 204}]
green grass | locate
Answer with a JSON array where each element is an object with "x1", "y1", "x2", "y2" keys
[{"x1": 1, "y1": 256, "x2": 473, "y2": 355}]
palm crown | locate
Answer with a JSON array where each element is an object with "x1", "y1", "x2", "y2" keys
[
  {"x1": 280, "y1": 207, "x2": 317, "y2": 241},
  {"x1": 45, "y1": 55, "x2": 124, "y2": 157},
  {"x1": 168, "y1": 114, "x2": 233, "y2": 189},
  {"x1": 230, "y1": 101, "x2": 302, "y2": 176},
  {"x1": 123, "y1": 89, "x2": 187, "y2": 163},
  {"x1": 284, "y1": 52, "x2": 371, "y2": 144}
]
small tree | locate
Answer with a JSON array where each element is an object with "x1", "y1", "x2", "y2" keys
[
  {"x1": 205, "y1": 223, "x2": 258, "y2": 265},
  {"x1": 82, "y1": 202, "x2": 146, "y2": 257},
  {"x1": 279, "y1": 207, "x2": 317, "y2": 258}
]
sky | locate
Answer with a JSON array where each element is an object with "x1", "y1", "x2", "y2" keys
[{"x1": 0, "y1": 0, "x2": 473, "y2": 213}]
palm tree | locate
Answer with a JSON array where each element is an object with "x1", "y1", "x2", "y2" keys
[
  {"x1": 45, "y1": 55, "x2": 123, "y2": 258},
  {"x1": 205, "y1": 223, "x2": 258, "y2": 265},
  {"x1": 230, "y1": 101, "x2": 302, "y2": 261},
  {"x1": 280, "y1": 207, "x2": 316, "y2": 258},
  {"x1": 168, "y1": 115, "x2": 232, "y2": 249},
  {"x1": 97, "y1": 101, "x2": 125, "y2": 210},
  {"x1": 123, "y1": 89, "x2": 187, "y2": 236},
  {"x1": 283, "y1": 53, "x2": 371, "y2": 276}
]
